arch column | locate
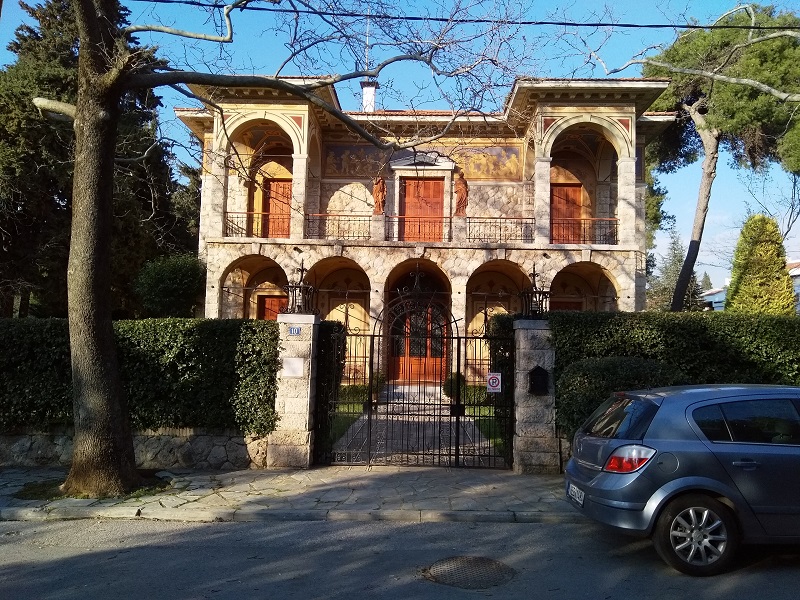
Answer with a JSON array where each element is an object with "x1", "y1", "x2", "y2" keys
[
  {"x1": 369, "y1": 283, "x2": 386, "y2": 330},
  {"x1": 616, "y1": 157, "x2": 638, "y2": 246},
  {"x1": 450, "y1": 283, "x2": 467, "y2": 336},
  {"x1": 199, "y1": 132, "x2": 228, "y2": 258},
  {"x1": 533, "y1": 157, "x2": 552, "y2": 243},
  {"x1": 291, "y1": 154, "x2": 309, "y2": 241}
]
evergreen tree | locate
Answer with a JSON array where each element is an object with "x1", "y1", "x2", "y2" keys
[
  {"x1": 641, "y1": 5, "x2": 800, "y2": 310},
  {"x1": 647, "y1": 229, "x2": 703, "y2": 311},
  {"x1": 700, "y1": 272, "x2": 713, "y2": 291},
  {"x1": 0, "y1": 0, "x2": 193, "y2": 317},
  {"x1": 725, "y1": 214, "x2": 796, "y2": 314}
]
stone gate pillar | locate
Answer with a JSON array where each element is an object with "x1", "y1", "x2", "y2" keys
[
  {"x1": 268, "y1": 313, "x2": 319, "y2": 468},
  {"x1": 513, "y1": 320, "x2": 560, "y2": 473}
]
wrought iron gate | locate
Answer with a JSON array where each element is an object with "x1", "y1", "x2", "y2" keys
[{"x1": 314, "y1": 285, "x2": 515, "y2": 468}]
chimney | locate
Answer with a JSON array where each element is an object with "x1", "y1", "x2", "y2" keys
[{"x1": 360, "y1": 79, "x2": 379, "y2": 113}]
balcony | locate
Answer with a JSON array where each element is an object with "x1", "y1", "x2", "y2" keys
[
  {"x1": 224, "y1": 212, "x2": 290, "y2": 238},
  {"x1": 221, "y1": 212, "x2": 620, "y2": 246},
  {"x1": 467, "y1": 217, "x2": 535, "y2": 243},
  {"x1": 386, "y1": 215, "x2": 450, "y2": 242},
  {"x1": 305, "y1": 214, "x2": 371, "y2": 240},
  {"x1": 551, "y1": 218, "x2": 618, "y2": 244}
]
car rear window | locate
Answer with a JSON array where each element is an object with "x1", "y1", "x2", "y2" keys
[{"x1": 581, "y1": 394, "x2": 659, "y2": 440}]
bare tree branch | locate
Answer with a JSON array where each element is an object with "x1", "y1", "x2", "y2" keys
[
  {"x1": 32, "y1": 97, "x2": 76, "y2": 121},
  {"x1": 123, "y1": 0, "x2": 279, "y2": 42}
]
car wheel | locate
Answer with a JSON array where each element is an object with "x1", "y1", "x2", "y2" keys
[{"x1": 653, "y1": 494, "x2": 740, "y2": 576}]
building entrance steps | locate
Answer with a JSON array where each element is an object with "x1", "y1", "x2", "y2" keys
[{"x1": 0, "y1": 466, "x2": 580, "y2": 524}]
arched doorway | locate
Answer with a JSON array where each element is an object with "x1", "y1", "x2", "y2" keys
[
  {"x1": 382, "y1": 265, "x2": 452, "y2": 383},
  {"x1": 238, "y1": 123, "x2": 294, "y2": 239},
  {"x1": 219, "y1": 256, "x2": 289, "y2": 319},
  {"x1": 550, "y1": 262, "x2": 619, "y2": 312}
]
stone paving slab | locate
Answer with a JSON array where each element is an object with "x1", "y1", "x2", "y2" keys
[{"x1": 0, "y1": 465, "x2": 576, "y2": 524}]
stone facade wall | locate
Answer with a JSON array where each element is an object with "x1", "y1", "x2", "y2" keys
[
  {"x1": 462, "y1": 182, "x2": 525, "y2": 217},
  {"x1": 0, "y1": 428, "x2": 269, "y2": 471}
]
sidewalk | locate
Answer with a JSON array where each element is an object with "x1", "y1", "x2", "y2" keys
[{"x1": 0, "y1": 465, "x2": 580, "y2": 524}]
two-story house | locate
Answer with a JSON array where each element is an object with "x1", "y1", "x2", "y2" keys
[{"x1": 177, "y1": 77, "x2": 671, "y2": 381}]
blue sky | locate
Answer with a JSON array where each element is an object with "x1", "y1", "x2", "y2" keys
[{"x1": 1, "y1": 0, "x2": 799, "y2": 287}]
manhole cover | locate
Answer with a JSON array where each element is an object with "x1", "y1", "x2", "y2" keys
[{"x1": 423, "y1": 556, "x2": 516, "y2": 589}]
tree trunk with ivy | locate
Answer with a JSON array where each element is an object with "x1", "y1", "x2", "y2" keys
[{"x1": 61, "y1": 0, "x2": 140, "y2": 496}]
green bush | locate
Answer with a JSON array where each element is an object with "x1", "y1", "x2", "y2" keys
[
  {"x1": 134, "y1": 254, "x2": 206, "y2": 317},
  {"x1": 0, "y1": 318, "x2": 281, "y2": 435},
  {"x1": 549, "y1": 311, "x2": 800, "y2": 385},
  {"x1": 556, "y1": 356, "x2": 688, "y2": 437},
  {"x1": 0, "y1": 319, "x2": 73, "y2": 430}
]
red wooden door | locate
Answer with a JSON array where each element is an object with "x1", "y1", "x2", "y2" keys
[
  {"x1": 401, "y1": 178, "x2": 444, "y2": 242},
  {"x1": 551, "y1": 184, "x2": 582, "y2": 243},
  {"x1": 256, "y1": 295, "x2": 288, "y2": 320},
  {"x1": 264, "y1": 180, "x2": 292, "y2": 238},
  {"x1": 389, "y1": 305, "x2": 447, "y2": 382}
]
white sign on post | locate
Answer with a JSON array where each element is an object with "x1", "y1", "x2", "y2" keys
[{"x1": 487, "y1": 373, "x2": 501, "y2": 393}]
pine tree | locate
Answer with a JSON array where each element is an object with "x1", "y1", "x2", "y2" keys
[
  {"x1": 700, "y1": 272, "x2": 713, "y2": 291},
  {"x1": 647, "y1": 229, "x2": 704, "y2": 311},
  {"x1": 726, "y1": 214, "x2": 797, "y2": 314},
  {"x1": 1, "y1": 0, "x2": 189, "y2": 317}
]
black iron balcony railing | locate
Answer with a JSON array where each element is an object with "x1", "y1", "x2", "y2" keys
[
  {"x1": 466, "y1": 217, "x2": 535, "y2": 242},
  {"x1": 305, "y1": 213, "x2": 372, "y2": 240},
  {"x1": 224, "y1": 212, "x2": 291, "y2": 238},
  {"x1": 386, "y1": 215, "x2": 450, "y2": 242},
  {"x1": 550, "y1": 218, "x2": 618, "y2": 244}
]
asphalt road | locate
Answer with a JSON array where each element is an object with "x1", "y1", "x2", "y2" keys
[{"x1": 1, "y1": 519, "x2": 800, "y2": 599}]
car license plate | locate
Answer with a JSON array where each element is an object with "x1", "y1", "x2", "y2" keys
[{"x1": 568, "y1": 483, "x2": 585, "y2": 507}]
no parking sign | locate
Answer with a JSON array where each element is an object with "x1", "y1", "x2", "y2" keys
[{"x1": 486, "y1": 373, "x2": 501, "y2": 393}]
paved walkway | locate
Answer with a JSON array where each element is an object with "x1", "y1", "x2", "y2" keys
[{"x1": 0, "y1": 466, "x2": 579, "y2": 524}]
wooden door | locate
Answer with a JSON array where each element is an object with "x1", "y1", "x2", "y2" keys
[
  {"x1": 251, "y1": 178, "x2": 292, "y2": 238},
  {"x1": 390, "y1": 305, "x2": 446, "y2": 382},
  {"x1": 256, "y1": 295, "x2": 288, "y2": 320},
  {"x1": 550, "y1": 184, "x2": 582, "y2": 243},
  {"x1": 264, "y1": 179, "x2": 292, "y2": 238},
  {"x1": 401, "y1": 178, "x2": 444, "y2": 242}
]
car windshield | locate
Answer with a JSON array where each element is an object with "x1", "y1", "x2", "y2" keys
[{"x1": 582, "y1": 394, "x2": 658, "y2": 440}]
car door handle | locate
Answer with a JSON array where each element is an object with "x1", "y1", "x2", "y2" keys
[{"x1": 732, "y1": 460, "x2": 760, "y2": 469}]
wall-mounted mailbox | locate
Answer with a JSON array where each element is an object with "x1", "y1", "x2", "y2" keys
[{"x1": 528, "y1": 366, "x2": 549, "y2": 395}]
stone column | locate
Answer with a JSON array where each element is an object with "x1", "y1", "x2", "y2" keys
[
  {"x1": 451, "y1": 215, "x2": 467, "y2": 244},
  {"x1": 616, "y1": 157, "x2": 637, "y2": 246},
  {"x1": 267, "y1": 313, "x2": 319, "y2": 468},
  {"x1": 370, "y1": 214, "x2": 386, "y2": 241},
  {"x1": 290, "y1": 154, "x2": 309, "y2": 241},
  {"x1": 513, "y1": 320, "x2": 559, "y2": 474},
  {"x1": 533, "y1": 157, "x2": 552, "y2": 244}
]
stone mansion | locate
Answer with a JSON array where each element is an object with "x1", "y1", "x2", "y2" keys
[{"x1": 177, "y1": 77, "x2": 672, "y2": 337}]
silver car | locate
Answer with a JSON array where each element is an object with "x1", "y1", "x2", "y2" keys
[{"x1": 564, "y1": 384, "x2": 800, "y2": 576}]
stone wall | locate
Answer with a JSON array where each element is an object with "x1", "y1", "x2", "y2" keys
[{"x1": 0, "y1": 427, "x2": 270, "y2": 470}]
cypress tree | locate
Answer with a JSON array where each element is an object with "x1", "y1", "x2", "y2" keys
[{"x1": 726, "y1": 214, "x2": 796, "y2": 314}]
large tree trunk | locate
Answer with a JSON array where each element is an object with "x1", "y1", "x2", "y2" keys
[
  {"x1": 670, "y1": 108, "x2": 721, "y2": 312},
  {"x1": 61, "y1": 42, "x2": 140, "y2": 495}
]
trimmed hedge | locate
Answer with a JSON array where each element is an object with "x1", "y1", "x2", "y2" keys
[
  {"x1": 0, "y1": 318, "x2": 281, "y2": 435},
  {"x1": 548, "y1": 311, "x2": 800, "y2": 436},
  {"x1": 556, "y1": 356, "x2": 688, "y2": 436},
  {"x1": 548, "y1": 312, "x2": 800, "y2": 385}
]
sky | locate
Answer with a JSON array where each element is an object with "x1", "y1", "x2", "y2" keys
[{"x1": 1, "y1": 0, "x2": 799, "y2": 288}]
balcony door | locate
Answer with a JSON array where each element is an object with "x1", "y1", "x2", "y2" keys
[
  {"x1": 401, "y1": 178, "x2": 444, "y2": 242},
  {"x1": 251, "y1": 178, "x2": 292, "y2": 238},
  {"x1": 551, "y1": 184, "x2": 582, "y2": 243}
]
